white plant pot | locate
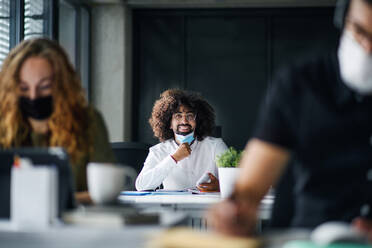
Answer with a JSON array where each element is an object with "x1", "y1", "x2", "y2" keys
[{"x1": 218, "y1": 167, "x2": 241, "y2": 198}]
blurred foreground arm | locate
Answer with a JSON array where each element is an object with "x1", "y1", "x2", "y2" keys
[{"x1": 208, "y1": 138, "x2": 290, "y2": 236}]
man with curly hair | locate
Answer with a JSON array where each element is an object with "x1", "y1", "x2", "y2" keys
[{"x1": 135, "y1": 89, "x2": 228, "y2": 191}]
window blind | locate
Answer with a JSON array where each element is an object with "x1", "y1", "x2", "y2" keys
[{"x1": 0, "y1": 0, "x2": 10, "y2": 66}]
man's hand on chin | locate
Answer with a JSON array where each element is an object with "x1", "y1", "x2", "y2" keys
[{"x1": 172, "y1": 143, "x2": 192, "y2": 162}]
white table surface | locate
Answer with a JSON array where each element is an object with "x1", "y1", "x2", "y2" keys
[
  {"x1": 119, "y1": 193, "x2": 274, "y2": 211},
  {"x1": 118, "y1": 192, "x2": 274, "y2": 223},
  {"x1": 119, "y1": 193, "x2": 221, "y2": 205}
]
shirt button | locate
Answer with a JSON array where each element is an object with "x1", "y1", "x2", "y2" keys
[
  {"x1": 361, "y1": 204, "x2": 370, "y2": 217},
  {"x1": 367, "y1": 169, "x2": 372, "y2": 181}
]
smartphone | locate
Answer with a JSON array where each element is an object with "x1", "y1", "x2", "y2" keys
[{"x1": 196, "y1": 172, "x2": 211, "y2": 186}]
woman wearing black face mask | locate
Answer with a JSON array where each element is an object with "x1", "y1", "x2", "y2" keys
[{"x1": 0, "y1": 38, "x2": 115, "y2": 203}]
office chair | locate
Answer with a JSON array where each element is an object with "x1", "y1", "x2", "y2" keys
[
  {"x1": 213, "y1": 125, "x2": 222, "y2": 138},
  {"x1": 111, "y1": 142, "x2": 152, "y2": 175},
  {"x1": 0, "y1": 163, "x2": 11, "y2": 218}
]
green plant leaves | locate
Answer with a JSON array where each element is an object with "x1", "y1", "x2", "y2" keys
[{"x1": 215, "y1": 147, "x2": 243, "y2": 168}]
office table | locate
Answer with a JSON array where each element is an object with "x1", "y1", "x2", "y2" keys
[
  {"x1": 0, "y1": 202, "x2": 313, "y2": 248},
  {"x1": 0, "y1": 207, "x2": 184, "y2": 248},
  {"x1": 0, "y1": 221, "x2": 162, "y2": 248},
  {"x1": 118, "y1": 193, "x2": 274, "y2": 231},
  {"x1": 0, "y1": 218, "x2": 312, "y2": 248},
  {"x1": 0, "y1": 194, "x2": 276, "y2": 248}
]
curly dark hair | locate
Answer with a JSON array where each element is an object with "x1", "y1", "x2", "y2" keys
[{"x1": 149, "y1": 89, "x2": 215, "y2": 142}]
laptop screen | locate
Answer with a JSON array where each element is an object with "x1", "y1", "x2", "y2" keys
[{"x1": 0, "y1": 147, "x2": 76, "y2": 218}]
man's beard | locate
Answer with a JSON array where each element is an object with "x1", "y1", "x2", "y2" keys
[{"x1": 176, "y1": 124, "x2": 193, "y2": 136}]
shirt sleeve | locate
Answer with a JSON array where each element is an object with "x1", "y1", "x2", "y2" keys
[
  {"x1": 253, "y1": 67, "x2": 299, "y2": 150},
  {"x1": 135, "y1": 147, "x2": 177, "y2": 191}
]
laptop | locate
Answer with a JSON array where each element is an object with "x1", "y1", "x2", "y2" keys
[{"x1": 0, "y1": 147, "x2": 76, "y2": 219}]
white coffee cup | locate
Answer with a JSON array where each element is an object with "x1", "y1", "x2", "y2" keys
[{"x1": 87, "y1": 163, "x2": 136, "y2": 204}]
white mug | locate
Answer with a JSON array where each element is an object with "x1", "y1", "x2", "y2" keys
[{"x1": 87, "y1": 163, "x2": 137, "y2": 204}]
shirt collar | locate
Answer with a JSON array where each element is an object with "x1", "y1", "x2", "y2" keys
[{"x1": 190, "y1": 138, "x2": 198, "y2": 149}]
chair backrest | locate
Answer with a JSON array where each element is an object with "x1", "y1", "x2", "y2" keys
[
  {"x1": 212, "y1": 126, "x2": 222, "y2": 138},
  {"x1": 0, "y1": 163, "x2": 11, "y2": 218},
  {"x1": 111, "y1": 142, "x2": 151, "y2": 174}
]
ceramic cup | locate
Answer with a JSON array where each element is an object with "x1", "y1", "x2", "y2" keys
[{"x1": 87, "y1": 162, "x2": 136, "y2": 204}]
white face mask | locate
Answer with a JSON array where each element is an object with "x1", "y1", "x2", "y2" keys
[{"x1": 338, "y1": 31, "x2": 372, "y2": 95}]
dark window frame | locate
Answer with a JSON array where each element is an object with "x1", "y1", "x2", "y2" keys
[
  {"x1": 59, "y1": 0, "x2": 91, "y2": 100},
  {"x1": 9, "y1": 0, "x2": 24, "y2": 49},
  {"x1": 9, "y1": 0, "x2": 58, "y2": 50}
]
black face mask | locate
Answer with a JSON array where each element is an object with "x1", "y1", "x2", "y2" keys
[{"x1": 19, "y1": 96, "x2": 53, "y2": 120}]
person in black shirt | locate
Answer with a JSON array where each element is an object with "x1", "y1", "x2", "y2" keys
[{"x1": 208, "y1": 0, "x2": 372, "y2": 238}]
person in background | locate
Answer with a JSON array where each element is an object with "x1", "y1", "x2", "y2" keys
[
  {"x1": 208, "y1": 0, "x2": 372, "y2": 238},
  {"x1": 0, "y1": 38, "x2": 115, "y2": 203},
  {"x1": 135, "y1": 89, "x2": 228, "y2": 192}
]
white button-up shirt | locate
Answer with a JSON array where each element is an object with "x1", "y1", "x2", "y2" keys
[{"x1": 135, "y1": 136, "x2": 228, "y2": 191}]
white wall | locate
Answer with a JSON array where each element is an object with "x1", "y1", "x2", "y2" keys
[{"x1": 91, "y1": 4, "x2": 132, "y2": 142}]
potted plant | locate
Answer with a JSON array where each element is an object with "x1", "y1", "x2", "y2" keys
[{"x1": 216, "y1": 147, "x2": 243, "y2": 198}]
